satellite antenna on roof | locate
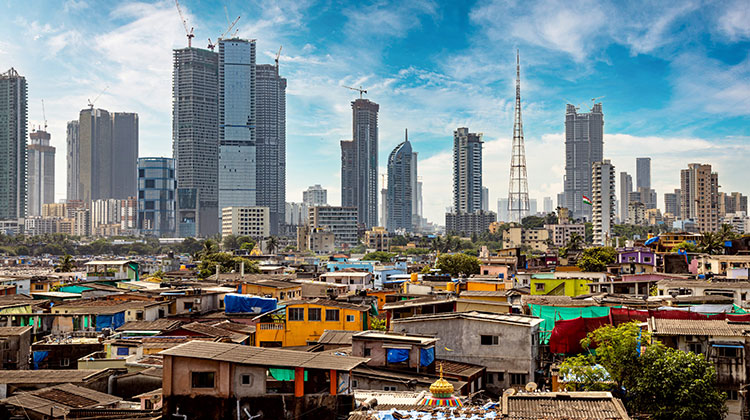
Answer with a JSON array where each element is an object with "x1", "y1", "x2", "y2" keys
[
  {"x1": 503, "y1": 388, "x2": 517, "y2": 396},
  {"x1": 525, "y1": 382, "x2": 538, "y2": 392}
]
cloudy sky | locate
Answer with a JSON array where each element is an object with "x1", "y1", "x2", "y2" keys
[{"x1": 1, "y1": 0, "x2": 748, "y2": 224}]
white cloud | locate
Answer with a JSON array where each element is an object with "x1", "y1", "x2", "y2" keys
[
  {"x1": 717, "y1": 0, "x2": 750, "y2": 41},
  {"x1": 670, "y1": 53, "x2": 750, "y2": 117}
]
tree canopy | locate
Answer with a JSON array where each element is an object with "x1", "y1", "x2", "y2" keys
[
  {"x1": 576, "y1": 246, "x2": 617, "y2": 271},
  {"x1": 560, "y1": 322, "x2": 727, "y2": 420},
  {"x1": 363, "y1": 251, "x2": 396, "y2": 263},
  {"x1": 435, "y1": 253, "x2": 480, "y2": 277}
]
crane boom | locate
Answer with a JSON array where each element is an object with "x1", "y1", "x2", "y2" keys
[
  {"x1": 87, "y1": 85, "x2": 109, "y2": 109},
  {"x1": 220, "y1": 15, "x2": 240, "y2": 39},
  {"x1": 275, "y1": 45, "x2": 282, "y2": 67},
  {"x1": 343, "y1": 85, "x2": 367, "y2": 99},
  {"x1": 174, "y1": 0, "x2": 194, "y2": 47},
  {"x1": 41, "y1": 99, "x2": 47, "y2": 131}
]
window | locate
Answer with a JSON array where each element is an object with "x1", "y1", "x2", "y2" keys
[
  {"x1": 717, "y1": 347, "x2": 739, "y2": 358},
  {"x1": 688, "y1": 343, "x2": 703, "y2": 354},
  {"x1": 496, "y1": 372, "x2": 505, "y2": 382},
  {"x1": 481, "y1": 335, "x2": 499, "y2": 345},
  {"x1": 346, "y1": 315, "x2": 355, "y2": 322},
  {"x1": 364, "y1": 348, "x2": 371, "y2": 357},
  {"x1": 326, "y1": 309, "x2": 340, "y2": 321},
  {"x1": 726, "y1": 390, "x2": 739, "y2": 400},
  {"x1": 136, "y1": 311, "x2": 144, "y2": 320},
  {"x1": 289, "y1": 308, "x2": 304, "y2": 321},
  {"x1": 117, "y1": 347, "x2": 130, "y2": 356},
  {"x1": 183, "y1": 302, "x2": 193, "y2": 311},
  {"x1": 487, "y1": 373, "x2": 494, "y2": 384},
  {"x1": 191, "y1": 372, "x2": 215, "y2": 388},
  {"x1": 352, "y1": 380, "x2": 359, "y2": 388},
  {"x1": 34, "y1": 284, "x2": 44, "y2": 290},
  {"x1": 510, "y1": 373, "x2": 527, "y2": 385},
  {"x1": 145, "y1": 179, "x2": 155, "y2": 188},
  {"x1": 308, "y1": 308, "x2": 321, "y2": 321},
  {"x1": 241, "y1": 374, "x2": 253, "y2": 386},
  {"x1": 535, "y1": 283, "x2": 545, "y2": 291},
  {"x1": 61, "y1": 358, "x2": 70, "y2": 367},
  {"x1": 383, "y1": 386, "x2": 397, "y2": 391}
]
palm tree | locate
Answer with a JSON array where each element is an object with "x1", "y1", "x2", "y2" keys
[
  {"x1": 200, "y1": 239, "x2": 217, "y2": 258},
  {"x1": 58, "y1": 254, "x2": 74, "y2": 272},
  {"x1": 266, "y1": 236, "x2": 278, "y2": 255},
  {"x1": 716, "y1": 224, "x2": 737, "y2": 244},
  {"x1": 699, "y1": 232, "x2": 722, "y2": 255},
  {"x1": 430, "y1": 236, "x2": 444, "y2": 253}
]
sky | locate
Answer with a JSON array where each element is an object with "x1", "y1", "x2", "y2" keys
[{"x1": 1, "y1": 0, "x2": 748, "y2": 225}]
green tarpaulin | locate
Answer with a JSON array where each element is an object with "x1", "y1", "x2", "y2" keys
[
  {"x1": 269, "y1": 368, "x2": 307, "y2": 381},
  {"x1": 529, "y1": 304, "x2": 615, "y2": 344}
]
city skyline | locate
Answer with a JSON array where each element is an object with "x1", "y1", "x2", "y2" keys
[{"x1": 0, "y1": 0, "x2": 748, "y2": 225}]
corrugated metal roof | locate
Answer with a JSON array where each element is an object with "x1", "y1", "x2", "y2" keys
[
  {"x1": 160, "y1": 340, "x2": 369, "y2": 371},
  {"x1": 649, "y1": 318, "x2": 750, "y2": 337},
  {"x1": 317, "y1": 330, "x2": 355, "y2": 345},
  {"x1": 116, "y1": 319, "x2": 182, "y2": 332},
  {"x1": 505, "y1": 392, "x2": 630, "y2": 419},
  {"x1": 0, "y1": 369, "x2": 111, "y2": 384}
]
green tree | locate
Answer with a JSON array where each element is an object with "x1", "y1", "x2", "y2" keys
[
  {"x1": 522, "y1": 215, "x2": 545, "y2": 229},
  {"x1": 671, "y1": 241, "x2": 700, "y2": 253},
  {"x1": 560, "y1": 233, "x2": 584, "y2": 258},
  {"x1": 240, "y1": 241, "x2": 256, "y2": 251},
  {"x1": 435, "y1": 253, "x2": 480, "y2": 277},
  {"x1": 369, "y1": 318, "x2": 387, "y2": 331},
  {"x1": 716, "y1": 224, "x2": 737, "y2": 245},
  {"x1": 363, "y1": 251, "x2": 395, "y2": 263},
  {"x1": 577, "y1": 246, "x2": 617, "y2": 272},
  {"x1": 58, "y1": 254, "x2": 75, "y2": 272},
  {"x1": 222, "y1": 234, "x2": 239, "y2": 251},
  {"x1": 197, "y1": 252, "x2": 260, "y2": 279},
  {"x1": 634, "y1": 345, "x2": 726, "y2": 420},
  {"x1": 699, "y1": 232, "x2": 723, "y2": 255},
  {"x1": 265, "y1": 236, "x2": 279, "y2": 254}
]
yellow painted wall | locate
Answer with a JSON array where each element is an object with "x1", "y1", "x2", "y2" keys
[
  {"x1": 530, "y1": 278, "x2": 590, "y2": 297},
  {"x1": 241, "y1": 284, "x2": 302, "y2": 301},
  {"x1": 466, "y1": 281, "x2": 505, "y2": 292},
  {"x1": 255, "y1": 302, "x2": 367, "y2": 347}
]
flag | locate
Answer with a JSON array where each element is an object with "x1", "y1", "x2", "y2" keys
[{"x1": 582, "y1": 195, "x2": 592, "y2": 206}]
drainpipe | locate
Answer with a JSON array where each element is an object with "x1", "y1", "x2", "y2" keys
[{"x1": 173, "y1": 406, "x2": 187, "y2": 420}]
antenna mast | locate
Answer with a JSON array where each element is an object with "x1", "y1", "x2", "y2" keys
[{"x1": 507, "y1": 49, "x2": 530, "y2": 224}]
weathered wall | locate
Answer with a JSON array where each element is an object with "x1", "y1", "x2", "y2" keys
[{"x1": 163, "y1": 394, "x2": 354, "y2": 420}]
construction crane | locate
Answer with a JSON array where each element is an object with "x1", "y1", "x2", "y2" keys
[
  {"x1": 591, "y1": 96, "x2": 605, "y2": 103},
  {"x1": 207, "y1": 38, "x2": 215, "y2": 51},
  {"x1": 87, "y1": 86, "x2": 109, "y2": 109},
  {"x1": 275, "y1": 45, "x2": 282, "y2": 68},
  {"x1": 343, "y1": 85, "x2": 367, "y2": 99},
  {"x1": 174, "y1": 0, "x2": 194, "y2": 47},
  {"x1": 41, "y1": 99, "x2": 47, "y2": 131},
  {"x1": 220, "y1": 15, "x2": 240, "y2": 39}
]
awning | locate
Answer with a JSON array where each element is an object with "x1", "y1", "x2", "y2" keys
[{"x1": 711, "y1": 343, "x2": 744, "y2": 349}]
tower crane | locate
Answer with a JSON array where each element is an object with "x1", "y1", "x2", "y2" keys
[
  {"x1": 174, "y1": 0, "x2": 194, "y2": 47},
  {"x1": 207, "y1": 38, "x2": 215, "y2": 51},
  {"x1": 591, "y1": 95, "x2": 605, "y2": 103},
  {"x1": 343, "y1": 85, "x2": 367, "y2": 99},
  {"x1": 87, "y1": 86, "x2": 109, "y2": 109},
  {"x1": 220, "y1": 15, "x2": 240, "y2": 39},
  {"x1": 275, "y1": 45, "x2": 282, "y2": 68}
]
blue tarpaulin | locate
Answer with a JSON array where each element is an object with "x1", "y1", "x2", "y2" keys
[
  {"x1": 96, "y1": 311, "x2": 125, "y2": 331},
  {"x1": 420, "y1": 347, "x2": 435, "y2": 366},
  {"x1": 644, "y1": 236, "x2": 660, "y2": 245},
  {"x1": 32, "y1": 351, "x2": 48, "y2": 369},
  {"x1": 387, "y1": 348, "x2": 410, "y2": 363},
  {"x1": 224, "y1": 294, "x2": 277, "y2": 314}
]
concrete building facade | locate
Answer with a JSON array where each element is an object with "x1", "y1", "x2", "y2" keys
[
  {"x1": 341, "y1": 99, "x2": 379, "y2": 229},
  {"x1": 592, "y1": 159, "x2": 615, "y2": 245},
  {"x1": 619, "y1": 172, "x2": 632, "y2": 224},
  {"x1": 308, "y1": 206, "x2": 358, "y2": 248},
  {"x1": 27, "y1": 130, "x2": 55, "y2": 217},
  {"x1": 221, "y1": 206, "x2": 270, "y2": 239},
  {"x1": 66, "y1": 120, "x2": 80, "y2": 201},
  {"x1": 636, "y1": 157, "x2": 651, "y2": 189},
  {"x1": 0, "y1": 68, "x2": 27, "y2": 222},
  {"x1": 680, "y1": 163, "x2": 719, "y2": 232},
  {"x1": 453, "y1": 127, "x2": 483, "y2": 214},
  {"x1": 303, "y1": 185, "x2": 327, "y2": 206},
  {"x1": 563, "y1": 103, "x2": 603, "y2": 221}
]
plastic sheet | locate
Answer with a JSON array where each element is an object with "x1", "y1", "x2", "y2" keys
[
  {"x1": 224, "y1": 294, "x2": 277, "y2": 314},
  {"x1": 420, "y1": 347, "x2": 435, "y2": 367},
  {"x1": 96, "y1": 311, "x2": 125, "y2": 331},
  {"x1": 387, "y1": 348, "x2": 410, "y2": 363},
  {"x1": 549, "y1": 316, "x2": 610, "y2": 354}
]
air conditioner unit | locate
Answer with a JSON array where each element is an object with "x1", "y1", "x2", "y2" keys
[{"x1": 194, "y1": 298, "x2": 201, "y2": 304}]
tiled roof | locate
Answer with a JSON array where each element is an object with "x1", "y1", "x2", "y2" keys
[
  {"x1": 649, "y1": 318, "x2": 750, "y2": 337},
  {"x1": 0, "y1": 369, "x2": 112, "y2": 384},
  {"x1": 177, "y1": 322, "x2": 249, "y2": 342},
  {"x1": 116, "y1": 319, "x2": 183, "y2": 332},
  {"x1": 160, "y1": 340, "x2": 369, "y2": 371},
  {"x1": 0, "y1": 326, "x2": 32, "y2": 336},
  {"x1": 504, "y1": 392, "x2": 630, "y2": 419},
  {"x1": 2, "y1": 383, "x2": 121, "y2": 416}
]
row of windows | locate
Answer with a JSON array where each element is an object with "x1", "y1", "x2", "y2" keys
[
  {"x1": 288, "y1": 307, "x2": 355, "y2": 322},
  {"x1": 485, "y1": 372, "x2": 527, "y2": 385}
]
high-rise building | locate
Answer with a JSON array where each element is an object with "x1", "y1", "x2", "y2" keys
[
  {"x1": 172, "y1": 47, "x2": 219, "y2": 237},
  {"x1": 303, "y1": 185, "x2": 327, "y2": 206},
  {"x1": 341, "y1": 98, "x2": 379, "y2": 228},
  {"x1": 619, "y1": 172, "x2": 632, "y2": 224},
  {"x1": 446, "y1": 210, "x2": 496, "y2": 236},
  {"x1": 66, "y1": 121, "x2": 80, "y2": 201},
  {"x1": 77, "y1": 109, "x2": 138, "y2": 202},
  {"x1": 636, "y1": 157, "x2": 651, "y2": 189},
  {"x1": 386, "y1": 130, "x2": 413, "y2": 232},
  {"x1": 0, "y1": 68, "x2": 27, "y2": 222},
  {"x1": 411, "y1": 151, "x2": 421, "y2": 230},
  {"x1": 111, "y1": 112, "x2": 138, "y2": 199},
  {"x1": 592, "y1": 160, "x2": 615, "y2": 245},
  {"x1": 664, "y1": 189, "x2": 681, "y2": 219},
  {"x1": 138, "y1": 157, "x2": 176, "y2": 237},
  {"x1": 481, "y1": 187, "x2": 489, "y2": 212},
  {"x1": 529, "y1": 198, "x2": 538, "y2": 216},
  {"x1": 563, "y1": 103, "x2": 604, "y2": 221},
  {"x1": 453, "y1": 127, "x2": 483, "y2": 214},
  {"x1": 91, "y1": 198, "x2": 124, "y2": 233},
  {"x1": 507, "y1": 51, "x2": 530, "y2": 223},
  {"x1": 680, "y1": 163, "x2": 719, "y2": 232},
  {"x1": 27, "y1": 129, "x2": 55, "y2": 217},
  {"x1": 543, "y1": 197, "x2": 553, "y2": 214},
  {"x1": 308, "y1": 206, "x2": 358, "y2": 247},
  {"x1": 285, "y1": 202, "x2": 308, "y2": 227},
  {"x1": 221, "y1": 206, "x2": 270, "y2": 239},
  {"x1": 719, "y1": 192, "x2": 748, "y2": 218},
  {"x1": 218, "y1": 38, "x2": 257, "y2": 218},
  {"x1": 380, "y1": 185, "x2": 387, "y2": 228},
  {"x1": 255, "y1": 63, "x2": 286, "y2": 235},
  {"x1": 556, "y1": 193, "x2": 564, "y2": 210}
]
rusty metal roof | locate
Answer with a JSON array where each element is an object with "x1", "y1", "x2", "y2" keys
[
  {"x1": 160, "y1": 340, "x2": 369, "y2": 371},
  {"x1": 317, "y1": 329, "x2": 355, "y2": 345},
  {"x1": 2, "y1": 383, "x2": 121, "y2": 417},
  {"x1": 649, "y1": 318, "x2": 750, "y2": 337},
  {"x1": 504, "y1": 392, "x2": 630, "y2": 419},
  {"x1": 116, "y1": 319, "x2": 183, "y2": 332},
  {"x1": 0, "y1": 369, "x2": 112, "y2": 384}
]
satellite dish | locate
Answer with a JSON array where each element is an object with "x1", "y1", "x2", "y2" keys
[
  {"x1": 525, "y1": 382, "x2": 538, "y2": 392},
  {"x1": 503, "y1": 388, "x2": 517, "y2": 396}
]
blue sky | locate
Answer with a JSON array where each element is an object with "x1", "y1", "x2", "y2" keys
[{"x1": 1, "y1": 0, "x2": 748, "y2": 224}]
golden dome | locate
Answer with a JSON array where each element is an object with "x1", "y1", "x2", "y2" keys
[{"x1": 429, "y1": 364, "x2": 454, "y2": 398}]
